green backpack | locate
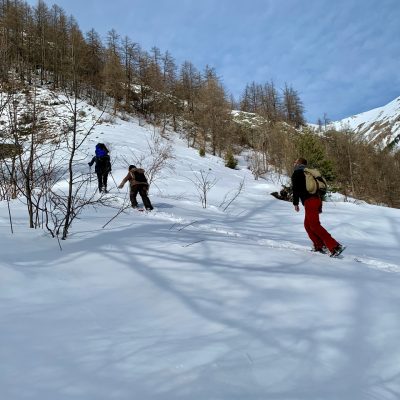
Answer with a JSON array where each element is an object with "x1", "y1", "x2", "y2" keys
[{"x1": 304, "y1": 168, "x2": 327, "y2": 195}]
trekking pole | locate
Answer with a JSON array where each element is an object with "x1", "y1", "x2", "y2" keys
[
  {"x1": 110, "y1": 172, "x2": 120, "y2": 191},
  {"x1": 102, "y1": 190, "x2": 130, "y2": 229},
  {"x1": 89, "y1": 165, "x2": 92, "y2": 186}
]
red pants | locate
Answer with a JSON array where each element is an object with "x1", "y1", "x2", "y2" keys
[{"x1": 304, "y1": 197, "x2": 338, "y2": 252}]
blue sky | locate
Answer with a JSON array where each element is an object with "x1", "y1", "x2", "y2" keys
[{"x1": 27, "y1": 0, "x2": 400, "y2": 122}]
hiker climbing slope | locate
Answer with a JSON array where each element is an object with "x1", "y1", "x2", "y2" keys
[
  {"x1": 88, "y1": 143, "x2": 112, "y2": 193},
  {"x1": 118, "y1": 165, "x2": 153, "y2": 210},
  {"x1": 292, "y1": 157, "x2": 344, "y2": 257}
]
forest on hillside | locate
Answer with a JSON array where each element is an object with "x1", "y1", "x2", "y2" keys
[{"x1": 1, "y1": 0, "x2": 400, "y2": 208}]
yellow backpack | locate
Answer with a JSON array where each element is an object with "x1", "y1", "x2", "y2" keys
[{"x1": 304, "y1": 168, "x2": 327, "y2": 195}]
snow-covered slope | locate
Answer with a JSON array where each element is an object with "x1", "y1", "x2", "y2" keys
[
  {"x1": 332, "y1": 96, "x2": 400, "y2": 147},
  {"x1": 1, "y1": 91, "x2": 400, "y2": 400}
]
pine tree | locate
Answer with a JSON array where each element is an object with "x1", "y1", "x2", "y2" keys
[{"x1": 296, "y1": 128, "x2": 334, "y2": 181}]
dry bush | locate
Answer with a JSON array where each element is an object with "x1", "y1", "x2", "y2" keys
[{"x1": 120, "y1": 131, "x2": 175, "y2": 186}]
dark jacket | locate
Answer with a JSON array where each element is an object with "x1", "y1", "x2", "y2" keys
[
  {"x1": 89, "y1": 155, "x2": 111, "y2": 174},
  {"x1": 118, "y1": 168, "x2": 149, "y2": 189},
  {"x1": 291, "y1": 165, "x2": 314, "y2": 206}
]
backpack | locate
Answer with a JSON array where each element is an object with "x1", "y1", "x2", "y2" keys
[
  {"x1": 304, "y1": 168, "x2": 327, "y2": 196},
  {"x1": 95, "y1": 143, "x2": 108, "y2": 158},
  {"x1": 132, "y1": 169, "x2": 148, "y2": 183}
]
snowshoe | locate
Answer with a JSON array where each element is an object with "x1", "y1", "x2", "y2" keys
[
  {"x1": 330, "y1": 244, "x2": 346, "y2": 258},
  {"x1": 311, "y1": 246, "x2": 329, "y2": 254}
]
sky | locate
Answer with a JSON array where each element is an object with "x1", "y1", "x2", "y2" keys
[
  {"x1": 1, "y1": 87, "x2": 400, "y2": 399},
  {"x1": 25, "y1": 0, "x2": 400, "y2": 122}
]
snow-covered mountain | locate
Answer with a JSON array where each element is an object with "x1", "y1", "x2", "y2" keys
[
  {"x1": 233, "y1": 96, "x2": 400, "y2": 150},
  {"x1": 1, "y1": 89, "x2": 400, "y2": 400},
  {"x1": 332, "y1": 96, "x2": 400, "y2": 147}
]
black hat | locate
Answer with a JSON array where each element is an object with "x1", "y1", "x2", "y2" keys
[{"x1": 129, "y1": 165, "x2": 136, "y2": 170}]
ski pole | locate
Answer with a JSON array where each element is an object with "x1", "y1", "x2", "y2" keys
[{"x1": 110, "y1": 172, "x2": 120, "y2": 191}]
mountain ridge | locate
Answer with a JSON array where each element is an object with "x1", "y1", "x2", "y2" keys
[{"x1": 332, "y1": 95, "x2": 400, "y2": 147}]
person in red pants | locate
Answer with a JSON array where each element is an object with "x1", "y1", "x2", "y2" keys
[{"x1": 292, "y1": 158, "x2": 344, "y2": 257}]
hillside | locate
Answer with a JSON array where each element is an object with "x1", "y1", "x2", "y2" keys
[
  {"x1": 332, "y1": 96, "x2": 400, "y2": 148},
  {"x1": 1, "y1": 91, "x2": 400, "y2": 400},
  {"x1": 234, "y1": 94, "x2": 400, "y2": 151}
]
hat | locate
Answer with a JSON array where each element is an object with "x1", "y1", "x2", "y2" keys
[{"x1": 129, "y1": 165, "x2": 136, "y2": 170}]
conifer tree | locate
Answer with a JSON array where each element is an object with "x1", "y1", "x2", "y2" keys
[
  {"x1": 197, "y1": 66, "x2": 231, "y2": 156},
  {"x1": 282, "y1": 83, "x2": 305, "y2": 128},
  {"x1": 102, "y1": 29, "x2": 124, "y2": 113},
  {"x1": 296, "y1": 128, "x2": 334, "y2": 181},
  {"x1": 84, "y1": 29, "x2": 104, "y2": 104},
  {"x1": 121, "y1": 36, "x2": 139, "y2": 109}
]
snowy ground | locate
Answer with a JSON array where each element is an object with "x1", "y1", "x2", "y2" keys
[{"x1": 1, "y1": 100, "x2": 400, "y2": 400}]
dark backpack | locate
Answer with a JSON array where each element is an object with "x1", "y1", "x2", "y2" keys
[{"x1": 133, "y1": 169, "x2": 148, "y2": 183}]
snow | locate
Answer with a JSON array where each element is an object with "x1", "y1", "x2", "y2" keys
[
  {"x1": 331, "y1": 96, "x2": 400, "y2": 145},
  {"x1": 1, "y1": 93, "x2": 400, "y2": 400},
  {"x1": 333, "y1": 96, "x2": 400, "y2": 130}
]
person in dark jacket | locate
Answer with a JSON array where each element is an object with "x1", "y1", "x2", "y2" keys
[
  {"x1": 292, "y1": 157, "x2": 343, "y2": 257},
  {"x1": 88, "y1": 143, "x2": 112, "y2": 193},
  {"x1": 118, "y1": 165, "x2": 153, "y2": 210}
]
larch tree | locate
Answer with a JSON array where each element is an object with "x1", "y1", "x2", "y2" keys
[
  {"x1": 102, "y1": 29, "x2": 124, "y2": 113},
  {"x1": 282, "y1": 83, "x2": 305, "y2": 128},
  {"x1": 84, "y1": 28, "x2": 104, "y2": 105},
  {"x1": 121, "y1": 36, "x2": 139, "y2": 110},
  {"x1": 197, "y1": 66, "x2": 231, "y2": 156}
]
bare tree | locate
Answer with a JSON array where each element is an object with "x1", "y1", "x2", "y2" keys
[
  {"x1": 219, "y1": 177, "x2": 245, "y2": 211},
  {"x1": 188, "y1": 169, "x2": 217, "y2": 208},
  {"x1": 120, "y1": 131, "x2": 174, "y2": 187},
  {"x1": 248, "y1": 150, "x2": 268, "y2": 180},
  {"x1": 102, "y1": 30, "x2": 124, "y2": 114},
  {"x1": 196, "y1": 66, "x2": 231, "y2": 156},
  {"x1": 282, "y1": 83, "x2": 305, "y2": 128}
]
